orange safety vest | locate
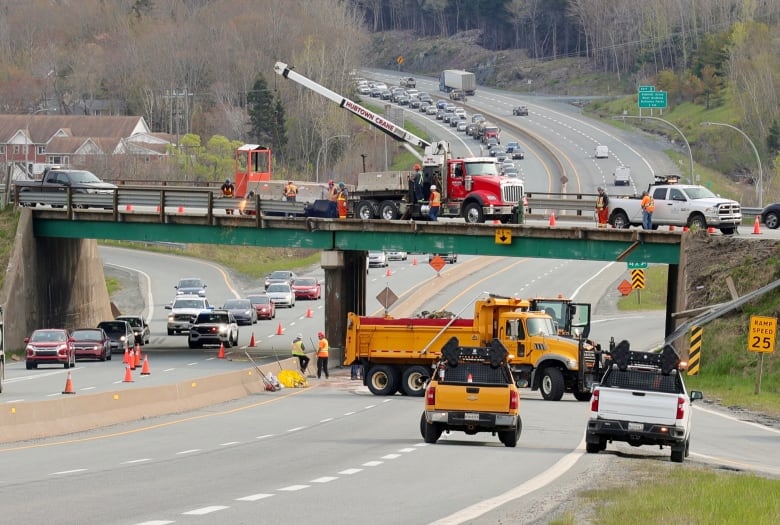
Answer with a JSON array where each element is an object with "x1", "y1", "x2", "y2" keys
[
  {"x1": 317, "y1": 338, "x2": 329, "y2": 357},
  {"x1": 430, "y1": 190, "x2": 441, "y2": 206},
  {"x1": 641, "y1": 195, "x2": 655, "y2": 213},
  {"x1": 221, "y1": 184, "x2": 234, "y2": 197},
  {"x1": 284, "y1": 184, "x2": 298, "y2": 197}
]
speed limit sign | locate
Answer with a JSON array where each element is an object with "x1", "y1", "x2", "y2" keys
[{"x1": 748, "y1": 315, "x2": 777, "y2": 353}]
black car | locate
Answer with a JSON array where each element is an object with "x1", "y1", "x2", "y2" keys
[
  {"x1": 512, "y1": 105, "x2": 529, "y2": 116},
  {"x1": 760, "y1": 204, "x2": 780, "y2": 229}
]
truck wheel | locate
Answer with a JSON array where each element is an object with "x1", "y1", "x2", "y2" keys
[
  {"x1": 720, "y1": 226, "x2": 736, "y2": 235},
  {"x1": 687, "y1": 214, "x2": 707, "y2": 231},
  {"x1": 573, "y1": 391, "x2": 592, "y2": 402},
  {"x1": 610, "y1": 211, "x2": 630, "y2": 229},
  {"x1": 764, "y1": 211, "x2": 780, "y2": 229},
  {"x1": 671, "y1": 445, "x2": 685, "y2": 463},
  {"x1": 356, "y1": 200, "x2": 377, "y2": 220},
  {"x1": 167, "y1": 328, "x2": 174, "y2": 336},
  {"x1": 379, "y1": 200, "x2": 400, "y2": 220},
  {"x1": 499, "y1": 417, "x2": 522, "y2": 447},
  {"x1": 400, "y1": 366, "x2": 429, "y2": 397},
  {"x1": 366, "y1": 365, "x2": 398, "y2": 395},
  {"x1": 420, "y1": 412, "x2": 442, "y2": 444},
  {"x1": 463, "y1": 202, "x2": 484, "y2": 224},
  {"x1": 586, "y1": 441, "x2": 601, "y2": 454},
  {"x1": 540, "y1": 367, "x2": 565, "y2": 401}
]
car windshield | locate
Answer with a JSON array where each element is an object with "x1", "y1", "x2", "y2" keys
[
  {"x1": 178, "y1": 279, "x2": 203, "y2": 288},
  {"x1": 683, "y1": 187, "x2": 718, "y2": 200},
  {"x1": 31, "y1": 330, "x2": 67, "y2": 342},
  {"x1": 98, "y1": 322, "x2": 126, "y2": 335},
  {"x1": 73, "y1": 329, "x2": 103, "y2": 341},
  {"x1": 465, "y1": 161, "x2": 500, "y2": 177},
  {"x1": 526, "y1": 317, "x2": 556, "y2": 337},
  {"x1": 118, "y1": 317, "x2": 142, "y2": 327},
  {"x1": 249, "y1": 295, "x2": 271, "y2": 305},
  {"x1": 174, "y1": 299, "x2": 205, "y2": 308},
  {"x1": 196, "y1": 313, "x2": 229, "y2": 323},
  {"x1": 267, "y1": 284, "x2": 289, "y2": 293},
  {"x1": 224, "y1": 299, "x2": 250, "y2": 309},
  {"x1": 67, "y1": 170, "x2": 102, "y2": 184},
  {"x1": 268, "y1": 271, "x2": 291, "y2": 280},
  {"x1": 294, "y1": 278, "x2": 316, "y2": 286}
]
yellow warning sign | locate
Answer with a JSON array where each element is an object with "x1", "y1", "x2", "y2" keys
[
  {"x1": 396, "y1": 56, "x2": 404, "y2": 65},
  {"x1": 748, "y1": 315, "x2": 776, "y2": 353},
  {"x1": 495, "y1": 228, "x2": 512, "y2": 244},
  {"x1": 631, "y1": 269, "x2": 645, "y2": 289}
]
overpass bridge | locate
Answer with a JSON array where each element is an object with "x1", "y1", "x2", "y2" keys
[{"x1": 9, "y1": 187, "x2": 687, "y2": 356}]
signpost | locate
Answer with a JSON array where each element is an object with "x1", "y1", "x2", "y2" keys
[{"x1": 638, "y1": 90, "x2": 668, "y2": 109}]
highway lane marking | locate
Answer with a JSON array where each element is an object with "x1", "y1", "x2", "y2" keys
[
  {"x1": 311, "y1": 476, "x2": 338, "y2": 483},
  {"x1": 176, "y1": 449, "x2": 200, "y2": 455},
  {"x1": 182, "y1": 505, "x2": 229, "y2": 515},
  {"x1": 122, "y1": 458, "x2": 151, "y2": 464},
  {"x1": 287, "y1": 426, "x2": 306, "y2": 432},
  {"x1": 339, "y1": 468, "x2": 362, "y2": 475},
  {"x1": 134, "y1": 521, "x2": 174, "y2": 525},
  {"x1": 219, "y1": 441, "x2": 240, "y2": 446},
  {"x1": 256, "y1": 434, "x2": 274, "y2": 440},
  {"x1": 382, "y1": 454, "x2": 401, "y2": 459},
  {"x1": 235, "y1": 493, "x2": 274, "y2": 502},
  {"x1": 320, "y1": 417, "x2": 334, "y2": 423},
  {"x1": 362, "y1": 460, "x2": 383, "y2": 467},
  {"x1": 278, "y1": 484, "x2": 309, "y2": 491},
  {"x1": 51, "y1": 468, "x2": 87, "y2": 475},
  {"x1": 693, "y1": 404, "x2": 780, "y2": 434},
  {"x1": 104, "y1": 261, "x2": 155, "y2": 322}
]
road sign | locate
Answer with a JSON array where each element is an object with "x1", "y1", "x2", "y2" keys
[
  {"x1": 638, "y1": 85, "x2": 655, "y2": 92},
  {"x1": 638, "y1": 90, "x2": 667, "y2": 109},
  {"x1": 631, "y1": 269, "x2": 646, "y2": 289},
  {"x1": 495, "y1": 228, "x2": 511, "y2": 244},
  {"x1": 617, "y1": 279, "x2": 632, "y2": 296},
  {"x1": 429, "y1": 255, "x2": 446, "y2": 273},
  {"x1": 748, "y1": 315, "x2": 776, "y2": 353},
  {"x1": 396, "y1": 56, "x2": 404, "y2": 65},
  {"x1": 376, "y1": 286, "x2": 399, "y2": 310},
  {"x1": 627, "y1": 261, "x2": 648, "y2": 269}
]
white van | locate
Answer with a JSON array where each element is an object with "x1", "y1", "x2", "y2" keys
[
  {"x1": 595, "y1": 145, "x2": 609, "y2": 159},
  {"x1": 613, "y1": 166, "x2": 630, "y2": 186}
]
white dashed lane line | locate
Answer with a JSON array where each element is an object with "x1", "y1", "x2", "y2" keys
[{"x1": 182, "y1": 505, "x2": 229, "y2": 515}]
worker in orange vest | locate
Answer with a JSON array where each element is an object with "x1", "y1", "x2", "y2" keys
[
  {"x1": 220, "y1": 178, "x2": 235, "y2": 215},
  {"x1": 641, "y1": 190, "x2": 655, "y2": 230},
  {"x1": 283, "y1": 181, "x2": 298, "y2": 202},
  {"x1": 336, "y1": 182, "x2": 348, "y2": 219},
  {"x1": 428, "y1": 184, "x2": 441, "y2": 221},
  {"x1": 316, "y1": 331, "x2": 330, "y2": 379}
]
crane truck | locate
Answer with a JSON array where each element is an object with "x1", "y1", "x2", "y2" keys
[
  {"x1": 273, "y1": 61, "x2": 524, "y2": 224},
  {"x1": 344, "y1": 296, "x2": 604, "y2": 400}
]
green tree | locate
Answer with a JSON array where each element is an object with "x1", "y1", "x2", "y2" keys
[
  {"x1": 247, "y1": 74, "x2": 288, "y2": 162},
  {"x1": 768, "y1": 121, "x2": 780, "y2": 158},
  {"x1": 699, "y1": 65, "x2": 722, "y2": 109}
]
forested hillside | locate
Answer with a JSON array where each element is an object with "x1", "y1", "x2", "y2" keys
[{"x1": 1, "y1": 0, "x2": 780, "y2": 187}]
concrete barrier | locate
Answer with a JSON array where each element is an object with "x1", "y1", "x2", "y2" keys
[{"x1": 0, "y1": 355, "x2": 306, "y2": 444}]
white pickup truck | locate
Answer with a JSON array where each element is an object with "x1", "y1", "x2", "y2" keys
[
  {"x1": 585, "y1": 341, "x2": 703, "y2": 463},
  {"x1": 607, "y1": 175, "x2": 741, "y2": 234}
]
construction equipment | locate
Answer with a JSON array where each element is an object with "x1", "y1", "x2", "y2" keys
[{"x1": 244, "y1": 351, "x2": 279, "y2": 391}]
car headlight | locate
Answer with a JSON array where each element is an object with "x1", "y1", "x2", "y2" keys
[
  {"x1": 168, "y1": 315, "x2": 174, "y2": 322},
  {"x1": 218, "y1": 324, "x2": 229, "y2": 334}
]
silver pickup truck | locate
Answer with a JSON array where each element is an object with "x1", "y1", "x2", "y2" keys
[
  {"x1": 608, "y1": 175, "x2": 741, "y2": 234},
  {"x1": 585, "y1": 341, "x2": 703, "y2": 463}
]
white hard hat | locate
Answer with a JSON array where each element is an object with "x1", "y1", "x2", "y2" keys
[{"x1": 430, "y1": 185, "x2": 437, "y2": 190}]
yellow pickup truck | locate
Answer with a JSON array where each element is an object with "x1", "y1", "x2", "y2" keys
[{"x1": 420, "y1": 337, "x2": 522, "y2": 447}]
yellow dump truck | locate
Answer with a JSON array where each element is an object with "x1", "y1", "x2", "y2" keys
[
  {"x1": 421, "y1": 337, "x2": 521, "y2": 447},
  {"x1": 345, "y1": 296, "x2": 603, "y2": 401}
]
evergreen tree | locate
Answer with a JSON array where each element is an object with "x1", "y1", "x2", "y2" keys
[
  {"x1": 768, "y1": 121, "x2": 780, "y2": 158},
  {"x1": 247, "y1": 74, "x2": 288, "y2": 160}
]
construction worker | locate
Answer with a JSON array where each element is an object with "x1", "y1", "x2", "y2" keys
[
  {"x1": 336, "y1": 182, "x2": 348, "y2": 219},
  {"x1": 595, "y1": 186, "x2": 610, "y2": 228},
  {"x1": 411, "y1": 163, "x2": 424, "y2": 203},
  {"x1": 283, "y1": 180, "x2": 298, "y2": 202},
  {"x1": 428, "y1": 184, "x2": 441, "y2": 221},
  {"x1": 641, "y1": 190, "x2": 655, "y2": 230},
  {"x1": 326, "y1": 179, "x2": 338, "y2": 201},
  {"x1": 291, "y1": 333, "x2": 310, "y2": 374},
  {"x1": 316, "y1": 331, "x2": 330, "y2": 379},
  {"x1": 220, "y1": 178, "x2": 235, "y2": 215}
]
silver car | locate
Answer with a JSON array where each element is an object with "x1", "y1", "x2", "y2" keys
[{"x1": 266, "y1": 283, "x2": 296, "y2": 308}]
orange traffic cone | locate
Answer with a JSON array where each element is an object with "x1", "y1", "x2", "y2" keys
[
  {"x1": 752, "y1": 215, "x2": 761, "y2": 235},
  {"x1": 129, "y1": 348, "x2": 136, "y2": 370},
  {"x1": 217, "y1": 342, "x2": 226, "y2": 359},
  {"x1": 412, "y1": 257, "x2": 417, "y2": 266},
  {"x1": 140, "y1": 354, "x2": 151, "y2": 375},
  {"x1": 123, "y1": 364, "x2": 134, "y2": 383},
  {"x1": 707, "y1": 226, "x2": 715, "y2": 234},
  {"x1": 62, "y1": 371, "x2": 76, "y2": 394},
  {"x1": 134, "y1": 344, "x2": 142, "y2": 368},
  {"x1": 549, "y1": 212, "x2": 556, "y2": 227},
  {"x1": 123, "y1": 347, "x2": 129, "y2": 365},
  {"x1": 305, "y1": 308, "x2": 313, "y2": 318},
  {"x1": 385, "y1": 267, "x2": 392, "y2": 277},
  {"x1": 467, "y1": 372, "x2": 473, "y2": 383},
  {"x1": 276, "y1": 323, "x2": 284, "y2": 336},
  {"x1": 249, "y1": 332, "x2": 256, "y2": 347}
]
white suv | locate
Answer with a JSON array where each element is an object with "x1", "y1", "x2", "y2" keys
[
  {"x1": 166, "y1": 295, "x2": 211, "y2": 335},
  {"x1": 188, "y1": 310, "x2": 239, "y2": 349}
]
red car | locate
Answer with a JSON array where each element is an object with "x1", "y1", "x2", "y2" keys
[
  {"x1": 292, "y1": 277, "x2": 322, "y2": 300},
  {"x1": 25, "y1": 329, "x2": 76, "y2": 369},
  {"x1": 247, "y1": 294, "x2": 276, "y2": 320},
  {"x1": 71, "y1": 327, "x2": 112, "y2": 361}
]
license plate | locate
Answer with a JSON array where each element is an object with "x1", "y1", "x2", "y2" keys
[
  {"x1": 628, "y1": 422, "x2": 643, "y2": 432},
  {"x1": 464, "y1": 413, "x2": 480, "y2": 421}
]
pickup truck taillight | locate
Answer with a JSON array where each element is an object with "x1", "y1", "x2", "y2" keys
[
  {"x1": 509, "y1": 389, "x2": 519, "y2": 410},
  {"x1": 590, "y1": 389, "x2": 600, "y2": 412},
  {"x1": 426, "y1": 385, "x2": 436, "y2": 406},
  {"x1": 676, "y1": 396, "x2": 686, "y2": 420}
]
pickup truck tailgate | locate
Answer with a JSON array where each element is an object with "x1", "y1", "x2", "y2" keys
[
  {"x1": 597, "y1": 386, "x2": 679, "y2": 425},
  {"x1": 433, "y1": 363, "x2": 513, "y2": 413}
]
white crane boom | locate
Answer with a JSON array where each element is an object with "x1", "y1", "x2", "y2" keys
[{"x1": 274, "y1": 61, "x2": 431, "y2": 161}]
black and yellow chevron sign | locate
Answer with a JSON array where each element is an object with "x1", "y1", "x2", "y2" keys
[
  {"x1": 688, "y1": 325, "x2": 702, "y2": 376},
  {"x1": 631, "y1": 269, "x2": 645, "y2": 289}
]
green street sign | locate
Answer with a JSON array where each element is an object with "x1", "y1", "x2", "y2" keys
[
  {"x1": 638, "y1": 90, "x2": 667, "y2": 108},
  {"x1": 638, "y1": 85, "x2": 655, "y2": 92},
  {"x1": 627, "y1": 261, "x2": 648, "y2": 269}
]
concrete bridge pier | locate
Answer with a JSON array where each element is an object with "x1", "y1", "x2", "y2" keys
[{"x1": 321, "y1": 250, "x2": 366, "y2": 368}]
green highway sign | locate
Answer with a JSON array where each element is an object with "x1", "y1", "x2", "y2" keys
[
  {"x1": 638, "y1": 90, "x2": 667, "y2": 108},
  {"x1": 627, "y1": 261, "x2": 648, "y2": 269},
  {"x1": 638, "y1": 85, "x2": 655, "y2": 92}
]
